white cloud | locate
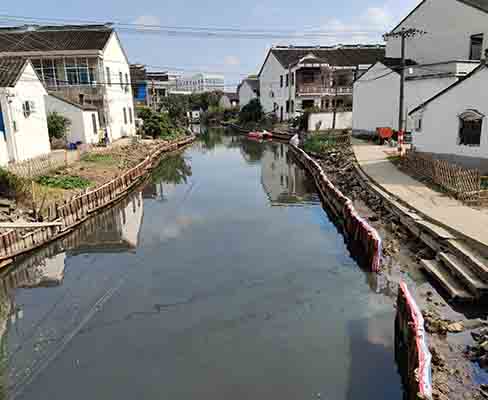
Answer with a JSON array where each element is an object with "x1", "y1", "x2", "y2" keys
[
  {"x1": 313, "y1": 1, "x2": 422, "y2": 45},
  {"x1": 224, "y1": 55, "x2": 241, "y2": 66},
  {"x1": 132, "y1": 15, "x2": 161, "y2": 29}
]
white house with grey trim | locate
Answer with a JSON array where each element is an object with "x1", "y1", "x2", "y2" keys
[
  {"x1": 0, "y1": 58, "x2": 51, "y2": 166},
  {"x1": 409, "y1": 63, "x2": 488, "y2": 173},
  {"x1": 353, "y1": 0, "x2": 488, "y2": 135},
  {"x1": 237, "y1": 78, "x2": 259, "y2": 109},
  {"x1": 0, "y1": 24, "x2": 136, "y2": 142},
  {"x1": 46, "y1": 93, "x2": 101, "y2": 145},
  {"x1": 257, "y1": 45, "x2": 385, "y2": 123}
]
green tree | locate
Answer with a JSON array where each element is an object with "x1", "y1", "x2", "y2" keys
[
  {"x1": 47, "y1": 112, "x2": 71, "y2": 140},
  {"x1": 159, "y1": 94, "x2": 189, "y2": 126},
  {"x1": 138, "y1": 107, "x2": 182, "y2": 139},
  {"x1": 239, "y1": 98, "x2": 263, "y2": 124}
]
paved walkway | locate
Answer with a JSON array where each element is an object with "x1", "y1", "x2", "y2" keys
[{"x1": 353, "y1": 140, "x2": 488, "y2": 250}]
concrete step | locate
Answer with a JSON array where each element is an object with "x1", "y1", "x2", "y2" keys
[
  {"x1": 438, "y1": 252, "x2": 488, "y2": 297},
  {"x1": 447, "y1": 239, "x2": 488, "y2": 282},
  {"x1": 420, "y1": 259, "x2": 474, "y2": 301}
]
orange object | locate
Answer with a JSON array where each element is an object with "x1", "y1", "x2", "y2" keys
[{"x1": 376, "y1": 127, "x2": 394, "y2": 139}]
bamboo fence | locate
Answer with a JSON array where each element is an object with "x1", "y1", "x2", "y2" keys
[{"x1": 402, "y1": 150, "x2": 482, "y2": 202}]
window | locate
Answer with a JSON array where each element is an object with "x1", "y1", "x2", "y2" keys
[
  {"x1": 119, "y1": 71, "x2": 123, "y2": 88},
  {"x1": 470, "y1": 34, "x2": 483, "y2": 60},
  {"x1": 22, "y1": 101, "x2": 35, "y2": 118},
  {"x1": 415, "y1": 116, "x2": 423, "y2": 132},
  {"x1": 125, "y1": 73, "x2": 129, "y2": 93},
  {"x1": 291, "y1": 100, "x2": 294, "y2": 113},
  {"x1": 106, "y1": 67, "x2": 111, "y2": 86},
  {"x1": 92, "y1": 113, "x2": 98, "y2": 135},
  {"x1": 123, "y1": 107, "x2": 128, "y2": 124},
  {"x1": 286, "y1": 100, "x2": 290, "y2": 113},
  {"x1": 280, "y1": 75, "x2": 283, "y2": 88},
  {"x1": 286, "y1": 74, "x2": 289, "y2": 87},
  {"x1": 459, "y1": 110, "x2": 483, "y2": 146},
  {"x1": 291, "y1": 72, "x2": 295, "y2": 86},
  {"x1": 129, "y1": 108, "x2": 133, "y2": 124}
]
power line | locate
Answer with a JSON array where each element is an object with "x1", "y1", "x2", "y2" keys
[{"x1": 0, "y1": 14, "x2": 386, "y2": 40}]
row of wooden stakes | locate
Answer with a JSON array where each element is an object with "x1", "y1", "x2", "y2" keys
[{"x1": 0, "y1": 136, "x2": 195, "y2": 262}]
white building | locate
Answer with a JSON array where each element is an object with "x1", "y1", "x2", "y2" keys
[
  {"x1": 237, "y1": 78, "x2": 260, "y2": 108},
  {"x1": 258, "y1": 45, "x2": 385, "y2": 122},
  {"x1": 353, "y1": 0, "x2": 488, "y2": 135},
  {"x1": 177, "y1": 73, "x2": 224, "y2": 93},
  {"x1": 409, "y1": 63, "x2": 488, "y2": 173},
  {"x1": 219, "y1": 92, "x2": 239, "y2": 109},
  {"x1": 0, "y1": 24, "x2": 136, "y2": 142},
  {"x1": 46, "y1": 93, "x2": 101, "y2": 145},
  {"x1": 0, "y1": 58, "x2": 51, "y2": 166}
]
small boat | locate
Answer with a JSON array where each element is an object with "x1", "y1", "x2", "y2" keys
[{"x1": 248, "y1": 130, "x2": 272, "y2": 139}]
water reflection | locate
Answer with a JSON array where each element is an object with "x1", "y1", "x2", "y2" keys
[
  {"x1": 0, "y1": 131, "x2": 402, "y2": 400},
  {"x1": 0, "y1": 192, "x2": 144, "y2": 398},
  {"x1": 261, "y1": 142, "x2": 317, "y2": 205}
]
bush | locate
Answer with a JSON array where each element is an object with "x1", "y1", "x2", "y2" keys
[
  {"x1": 138, "y1": 107, "x2": 185, "y2": 139},
  {"x1": 36, "y1": 175, "x2": 92, "y2": 190},
  {"x1": 0, "y1": 168, "x2": 28, "y2": 199},
  {"x1": 239, "y1": 99, "x2": 263, "y2": 124},
  {"x1": 303, "y1": 134, "x2": 340, "y2": 154},
  {"x1": 47, "y1": 112, "x2": 71, "y2": 140}
]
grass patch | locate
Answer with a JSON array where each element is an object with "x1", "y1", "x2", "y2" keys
[
  {"x1": 303, "y1": 134, "x2": 340, "y2": 154},
  {"x1": 81, "y1": 153, "x2": 117, "y2": 164},
  {"x1": 36, "y1": 175, "x2": 92, "y2": 190}
]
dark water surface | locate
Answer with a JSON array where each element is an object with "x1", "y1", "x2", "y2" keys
[{"x1": 0, "y1": 129, "x2": 402, "y2": 399}]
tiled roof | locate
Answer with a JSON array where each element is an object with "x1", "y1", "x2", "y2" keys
[
  {"x1": 382, "y1": 57, "x2": 417, "y2": 72},
  {"x1": 409, "y1": 64, "x2": 486, "y2": 115},
  {"x1": 458, "y1": 0, "x2": 488, "y2": 13},
  {"x1": 0, "y1": 25, "x2": 113, "y2": 53},
  {"x1": 269, "y1": 45, "x2": 385, "y2": 69},
  {"x1": 223, "y1": 92, "x2": 239, "y2": 101},
  {"x1": 0, "y1": 57, "x2": 27, "y2": 87},
  {"x1": 245, "y1": 78, "x2": 260, "y2": 94}
]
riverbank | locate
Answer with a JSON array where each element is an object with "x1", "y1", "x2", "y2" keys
[
  {"x1": 0, "y1": 136, "x2": 195, "y2": 264},
  {"x1": 303, "y1": 142, "x2": 486, "y2": 400}
]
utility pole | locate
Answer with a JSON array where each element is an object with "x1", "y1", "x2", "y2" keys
[{"x1": 383, "y1": 28, "x2": 426, "y2": 152}]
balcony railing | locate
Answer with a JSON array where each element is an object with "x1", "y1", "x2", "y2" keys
[
  {"x1": 47, "y1": 84, "x2": 105, "y2": 103},
  {"x1": 297, "y1": 86, "x2": 352, "y2": 95}
]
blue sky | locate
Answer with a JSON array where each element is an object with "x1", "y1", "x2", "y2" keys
[{"x1": 3, "y1": 0, "x2": 421, "y2": 88}]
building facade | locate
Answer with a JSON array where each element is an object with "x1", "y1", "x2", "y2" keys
[
  {"x1": 237, "y1": 78, "x2": 260, "y2": 109},
  {"x1": 130, "y1": 65, "x2": 181, "y2": 109},
  {"x1": 409, "y1": 64, "x2": 488, "y2": 173},
  {"x1": 46, "y1": 93, "x2": 101, "y2": 145},
  {"x1": 257, "y1": 45, "x2": 385, "y2": 122},
  {"x1": 353, "y1": 0, "x2": 488, "y2": 135},
  {"x1": 177, "y1": 73, "x2": 224, "y2": 93},
  {"x1": 0, "y1": 58, "x2": 51, "y2": 165},
  {"x1": 0, "y1": 24, "x2": 136, "y2": 142}
]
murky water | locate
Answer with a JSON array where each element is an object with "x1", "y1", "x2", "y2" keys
[{"x1": 0, "y1": 128, "x2": 402, "y2": 399}]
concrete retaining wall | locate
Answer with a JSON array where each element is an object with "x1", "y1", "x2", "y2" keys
[{"x1": 290, "y1": 145, "x2": 382, "y2": 272}]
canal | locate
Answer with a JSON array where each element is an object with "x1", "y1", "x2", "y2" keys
[{"x1": 0, "y1": 128, "x2": 402, "y2": 399}]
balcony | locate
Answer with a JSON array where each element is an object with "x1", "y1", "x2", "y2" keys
[
  {"x1": 47, "y1": 84, "x2": 105, "y2": 104},
  {"x1": 296, "y1": 85, "x2": 352, "y2": 96}
]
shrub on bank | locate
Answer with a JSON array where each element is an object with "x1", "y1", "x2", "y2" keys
[{"x1": 138, "y1": 107, "x2": 186, "y2": 140}]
